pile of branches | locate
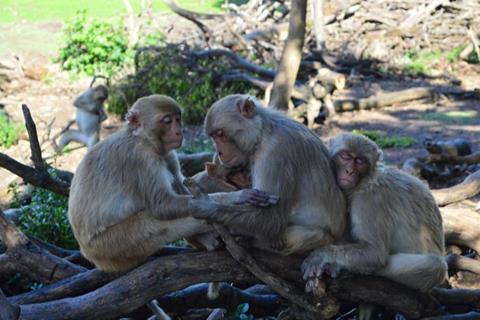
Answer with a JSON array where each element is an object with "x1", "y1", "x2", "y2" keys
[
  {"x1": 1, "y1": 104, "x2": 480, "y2": 319},
  {"x1": 119, "y1": 0, "x2": 480, "y2": 128}
]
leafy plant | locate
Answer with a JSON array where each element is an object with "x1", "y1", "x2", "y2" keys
[
  {"x1": 402, "y1": 49, "x2": 442, "y2": 75},
  {"x1": 0, "y1": 112, "x2": 24, "y2": 148},
  {"x1": 15, "y1": 182, "x2": 77, "y2": 249},
  {"x1": 108, "y1": 43, "x2": 257, "y2": 124},
  {"x1": 352, "y1": 129, "x2": 415, "y2": 148},
  {"x1": 56, "y1": 10, "x2": 130, "y2": 77}
]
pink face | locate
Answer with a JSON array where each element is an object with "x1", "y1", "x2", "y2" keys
[
  {"x1": 156, "y1": 112, "x2": 183, "y2": 152},
  {"x1": 334, "y1": 150, "x2": 370, "y2": 190},
  {"x1": 210, "y1": 128, "x2": 245, "y2": 168}
]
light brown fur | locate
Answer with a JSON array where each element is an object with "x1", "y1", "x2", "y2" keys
[
  {"x1": 194, "y1": 94, "x2": 347, "y2": 254},
  {"x1": 303, "y1": 133, "x2": 447, "y2": 292},
  {"x1": 68, "y1": 95, "x2": 252, "y2": 272}
]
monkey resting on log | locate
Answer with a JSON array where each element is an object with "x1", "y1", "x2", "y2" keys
[
  {"x1": 58, "y1": 84, "x2": 109, "y2": 149},
  {"x1": 192, "y1": 94, "x2": 347, "y2": 255},
  {"x1": 303, "y1": 133, "x2": 447, "y2": 293},
  {"x1": 68, "y1": 95, "x2": 278, "y2": 272}
]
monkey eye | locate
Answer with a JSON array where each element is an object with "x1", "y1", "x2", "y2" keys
[
  {"x1": 354, "y1": 157, "x2": 368, "y2": 166},
  {"x1": 161, "y1": 115, "x2": 172, "y2": 124},
  {"x1": 338, "y1": 151, "x2": 354, "y2": 161},
  {"x1": 213, "y1": 129, "x2": 224, "y2": 138}
]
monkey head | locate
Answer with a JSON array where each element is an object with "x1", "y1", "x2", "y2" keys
[
  {"x1": 126, "y1": 95, "x2": 183, "y2": 155},
  {"x1": 205, "y1": 95, "x2": 263, "y2": 169},
  {"x1": 330, "y1": 133, "x2": 382, "y2": 191},
  {"x1": 92, "y1": 84, "x2": 109, "y2": 105}
]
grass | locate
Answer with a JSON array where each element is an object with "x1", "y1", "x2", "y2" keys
[
  {"x1": 421, "y1": 110, "x2": 478, "y2": 124},
  {"x1": 0, "y1": 0, "x2": 227, "y2": 24},
  {"x1": 352, "y1": 129, "x2": 416, "y2": 149}
]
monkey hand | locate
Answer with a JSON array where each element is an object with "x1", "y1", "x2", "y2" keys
[
  {"x1": 234, "y1": 189, "x2": 279, "y2": 207},
  {"x1": 270, "y1": 237, "x2": 286, "y2": 251},
  {"x1": 301, "y1": 251, "x2": 341, "y2": 281}
]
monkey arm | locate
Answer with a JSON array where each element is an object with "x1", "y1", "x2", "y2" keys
[{"x1": 98, "y1": 107, "x2": 108, "y2": 122}]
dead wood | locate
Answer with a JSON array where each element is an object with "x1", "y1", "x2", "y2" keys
[
  {"x1": 163, "y1": 0, "x2": 216, "y2": 42},
  {"x1": 431, "y1": 288, "x2": 480, "y2": 309},
  {"x1": 0, "y1": 209, "x2": 86, "y2": 284},
  {"x1": 0, "y1": 289, "x2": 20, "y2": 320},
  {"x1": 433, "y1": 170, "x2": 480, "y2": 206},
  {"x1": 269, "y1": 0, "x2": 307, "y2": 111},
  {"x1": 333, "y1": 87, "x2": 433, "y2": 112},
  {"x1": 219, "y1": 72, "x2": 310, "y2": 101},
  {"x1": 17, "y1": 251, "x2": 256, "y2": 320},
  {"x1": 0, "y1": 105, "x2": 70, "y2": 197},
  {"x1": 441, "y1": 206, "x2": 480, "y2": 253},
  {"x1": 428, "y1": 152, "x2": 480, "y2": 165},
  {"x1": 157, "y1": 283, "x2": 281, "y2": 316},
  {"x1": 214, "y1": 224, "x2": 339, "y2": 319},
  {"x1": 193, "y1": 49, "x2": 275, "y2": 78},
  {"x1": 446, "y1": 254, "x2": 480, "y2": 274},
  {"x1": 422, "y1": 312, "x2": 480, "y2": 320}
]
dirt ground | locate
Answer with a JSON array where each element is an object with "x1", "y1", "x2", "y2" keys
[{"x1": 0, "y1": 21, "x2": 479, "y2": 208}]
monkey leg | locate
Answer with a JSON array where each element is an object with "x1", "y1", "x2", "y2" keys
[
  {"x1": 58, "y1": 129, "x2": 92, "y2": 149},
  {"x1": 375, "y1": 253, "x2": 448, "y2": 292},
  {"x1": 280, "y1": 225, "x2": 335, "y2": 255},
  {"x1": 81, "y1": 212, "x2": 212, "y2": 272}
]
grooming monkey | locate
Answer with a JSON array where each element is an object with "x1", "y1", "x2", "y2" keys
[
  {"x1": 192, "y1": 94, "x2": 347, "y2": 254},
  {"x1": 68, "y1": 95, "x2": 277, "y2": 272},
  {"x1": 302, "y1": 133, "x2": 447, "y2": 293},
  {"x1": 58, "y1": 84, "x2": 109, "y2": 149}
]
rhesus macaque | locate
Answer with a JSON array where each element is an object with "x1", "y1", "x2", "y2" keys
[
  {"x1": 302, "y1": 133, "x2": 447, "y2": 292},
  {"x1": 192, "y1": 94, "x2": 347, "y2": 254},
  {"x1": 58, "y1": 84, "x2": 109, "y2": 149},
  {"x1": 68, "y1": 95, "x2": 277, "y2": 272},
  {"x1": 192, "y1": 153, "x2": 250, "y2": 193}
]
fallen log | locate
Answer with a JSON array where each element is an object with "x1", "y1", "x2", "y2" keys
[
  {"x1": 432, "y1": 169, "x2": 480, "y2": 206},
  {"x1": 333, "y1": 87, "x2": 433, "y2": 112},
  {"x1": 446, "y1": 254, "x2": 480, "y2": 274},
  {"x1": 316, "y1": 67, "x2": 346, "y2": 90},
  {"x1": 441, "y1": 206, "x2": 480, "y2": 253}
]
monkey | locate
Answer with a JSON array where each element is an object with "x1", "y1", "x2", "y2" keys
[
  {"x1": 68, "y1": 94, "x2": 278, "y2": 272},
  {"x1": 302, "y1": 133, "x2": 447, "y2": 293},
  {"x1": 58, "y1": 84, "x2": 109, "y2": 150},
  {"x1": 191, "y1": 94, "x2": 347, "y2": 255}
]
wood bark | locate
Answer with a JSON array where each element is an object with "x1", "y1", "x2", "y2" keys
[
  {"x1": 333, "y1": 87, "x2": 433, "y2": 112},
  {"x1": 269, "y1": 0, "x2": 307, "y2": 111},
  {"x1": 441, "y1": 206, "x2": 480, "y2": 253},
  {"x1": 316, "y1": 68, "x2": 346, "y2": 90},
  {"x1": 432, "y1": 169, "x2": 480, "y2": 206}
]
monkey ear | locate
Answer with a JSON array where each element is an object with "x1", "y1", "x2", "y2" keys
[
  {"x1": 126, "y1": 110, "x2": 141, "y2": 131},
  {"x1": 205, "y1": 162, "x2": 217, "y2": 177},
  {"x1": 238, "y1": 98, "x2": 256, "y2": 118}
]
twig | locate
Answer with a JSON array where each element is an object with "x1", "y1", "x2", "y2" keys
[
  {"x1": 214, "y1": 224, "x2": 339, "y2": 319},
  {"x1": 22, "y1": 104, "x2": 45, "y2": 170}
]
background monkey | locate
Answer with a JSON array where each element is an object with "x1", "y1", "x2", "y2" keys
[
  {"x1": 192, "y1": 94, "x2": 347, "y2": 254},
  {"x1": 302, "y1": 133, "x2": 447, "y2": 292},
  {"x1": 58, "y1": 84, "x2": 109, "y2": 149},
  {"x1": 68, "y1": 95, "x2": 276, "y2": 272}
]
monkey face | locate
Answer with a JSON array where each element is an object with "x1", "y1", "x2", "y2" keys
[
  {"x1": 152, "y1": 112, "x2": 183, "y2": 152},
  {"x1": 209, "y1": 128, "x2": 248, "y2": 169},
  {"x1": 334, "y1": 151, "x2": 369, "y2": 190}
]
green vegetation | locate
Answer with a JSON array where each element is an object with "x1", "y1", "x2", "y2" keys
[
  {"x1": 0, "y1": 112, "x2": 24, "y2": 148},
  {"x1": 0, "y1": 0, "x2": 225, "y2": 23},
  {"x1": 353, "y1": 129, "x2": 416, "y2": 148},
  {"x1": 421, "y1": 110, "x2": 478, "y2": 124},
  {"x1": 56, "y1": 11, "x2": 129, "y2": 77},
  {"x1": 402, "y1": 49, "x2": 443, "y2": 75},
  {"x1": 11, "y1": 181, "x2": 77, "y2": 249},
  {"x1": 181, "y1": 136, "x2": 214, "y2": 154},
  {"x1": 108, "y1": 44, "x2": 256, "y2": 124}
]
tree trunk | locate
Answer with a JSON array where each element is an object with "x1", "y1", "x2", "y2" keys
[{"x1": 269, "y1": 0, "x2": 307, "y2": 111}]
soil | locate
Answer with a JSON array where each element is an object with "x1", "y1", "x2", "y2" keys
[{"x1": 0, "y1": 20, "x2": 479, "y2": 208}]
